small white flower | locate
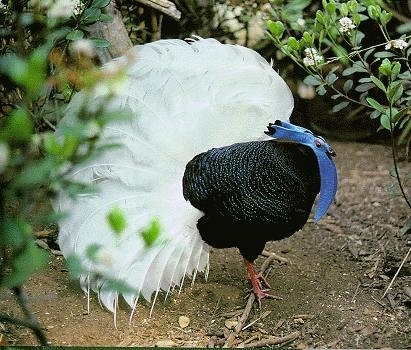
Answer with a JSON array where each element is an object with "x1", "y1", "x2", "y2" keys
[
  {"x1": 94, "y1": 63, "x2": 128, "y2": 97},
  {"x1": 72, "y1": 0, "x2": 84, "y2": 15},
  {"x1": 303, "y1": 48, "x2": 324, "y2": 67},
  {"x1": 48, "y1": 0, "x2": 78, "y2": 18},
  {"x1": 71, "y1": 38, "x2": 94, "y2": 57},
  {"x1": 339, "y1": 17, "x2": 356, "y2": 33},
  {"x1": 385, "y1": 39, "x2": 408, "y2": 50},
  {"x1": 0, "y1": 142, "x2": 10, "y2": 174},
  {"x1": 297, "y1": 18, "x2": 305, "y2": 26},
  {"x1": 303, "y1": 57, "x2": 315, "y2": 67},
  {"x1": 304, "y1": 47, "x2": 316, "y2": 59}
]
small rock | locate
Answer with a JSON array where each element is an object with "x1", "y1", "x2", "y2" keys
[
  {"x1": 293, "y1": 318, "x2": 305, "y2": 324},
  {"x1": 224, "y1": 319, "x2": 238, "y2": 329},
  {"x1": 178, "y1": 315, "x2": 190, "y2": 328},
  {"x1": 156, "y1": 340, "x2": 177, "y2": 347}
]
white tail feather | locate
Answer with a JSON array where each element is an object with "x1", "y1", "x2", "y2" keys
[{"x1": 55, "y1": 37, "x2": 293, "y2": 319}]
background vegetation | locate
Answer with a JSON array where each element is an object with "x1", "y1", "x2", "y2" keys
[{"x1": 0, "y1": 0, "x2": 410, "y2": 344}]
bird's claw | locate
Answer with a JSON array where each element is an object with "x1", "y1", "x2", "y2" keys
[
  {"x1": 252, "y1": 275, "x2": 282, "y2": 307},
  {"x1": 244, "y1": 259, "x2": 281, "y2": 307},
  {"x1": 255, "y1": 272, "x2": 271, "y2": 289}
]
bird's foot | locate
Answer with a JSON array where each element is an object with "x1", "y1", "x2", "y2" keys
[
  {"x1": 244, "y1": 259, "x2": 282, "y2": 307},
  {"x1": 251, "y1": 274, "x2": 282, "y2": 307}
]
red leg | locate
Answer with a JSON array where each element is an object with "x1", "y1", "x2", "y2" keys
[{"x1": 244, "y1": 258, "x2": 281, "y2": 306}]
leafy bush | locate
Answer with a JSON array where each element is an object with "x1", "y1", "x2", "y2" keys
[
  {"x1": 266, "y1": 0, "x2": 411, "y2": 208},
  {"x1": 0, "y1": 0, "x2": 126, "y2": 344}
]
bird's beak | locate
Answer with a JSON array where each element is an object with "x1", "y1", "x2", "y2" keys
[{"x1": 327, "y1": 147, "x2": 336, "y2": 158}]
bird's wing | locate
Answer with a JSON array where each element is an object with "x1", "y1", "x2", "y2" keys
[{"x1": 55, "y1": 37, "x2": 294, "y2": 316}]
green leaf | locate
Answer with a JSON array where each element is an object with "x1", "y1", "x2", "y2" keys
[
  {"x1": 140, "y1": 218, "x2": 161, "y2": 247},
  {"x1": 343, "y1": 79, "x2": 353, "y2": 93},
  {"x1": 378, "y1": 58, "x2": 392, "y2": 76},
  {"x1": 303, "y1": 75, "x2": 323, "y2": 86},
  {"x1": 324, "y1": 1, "x2": 336, "y2": 15},
  {"x1": 374, "y1": 51, "x2": 396, "y2": 58},
  {"x1": 11, "y1": 157, "x2": 57, "y2": 188},
  {"x1": 43, "y1": 132, "x2": 62, "y2": 156},
  {"x1": 302, "y1": 31, "x2": 313, "y2": 45},
  {"x1": 91, "y1": 0, "x2": 111, "y2": 8},
  {"x1": 398, "y1": 114, "x2": 411, "y2": 144},
  {"x1": 315, "y1": 9, "x2": 325, "y2": 24},
  {"x1": 267, "y1": 20, "x2": 284, "y2": 38},
  {"x1": 367, "y1": 5, "x2": 380, "y2": 20},
  {"x1": 348, "y1": 1, "x2": 359, "y2": 14},
  {"x1": 66, "y1": 29, "x2": 85, "y2": 41},
  {"x1": 397, "y1": 22, "x2": 411, "y2": 34},
  {"x1": 0, "y1": 48, "x2": 46, "y2": 98},
  {"x1": 86, "y1": 244, "x2": 103, "y2": 262},
  {"x1": 370, "y1": 109, "x2": 381, "y2": 119},
  {"x1": 342, "y1": 63, "x2": 368, "y2": 75},
  {"x1": 2, "y1": 243, "x2": 48, "y2": 288},
  {"x1": 391, "y1": 61, "x2": 401, "y2": 78},
  {"x1": 392, "y1": 107, "x2": 410, "y2": 124},
  {"x1": 25, "y1": 48, "x2": 48, "y2": 97},
  {"x1": 332, "y1": 101, "x2": 349, "y2": 112},
  {"x1": 355, "y1": 82, "x2": 375, "y2": 92},
  {"x1": 387, "y1": 81, "x2": 403, "y2": 104},
  {"x1": 380, "y1": 10, "x2": 392, "y2": 25},
  {"x1": 90, "y1": 37, "x2": 111, "y2": 48},
  {"x1": 339, "y1": 2, "x2": 348, "y2": 17},
  {"x1": 380, "y1": 113, "x2": 392, "y2": 130},
  {"x1": 99, "y1": 13, "x2": 113, "y2": 22},
  {"x1": 325, "y1": 72, "x2": 338, "y2": 85},
  {"x1": 370, "y1": 75, "x2": 386, "y2": 93},
  {"x1": 352, "y1": 13, "x2": 361, "y2": 26},
  {"x1": 4, "y1": 108, "x2": 33, "y2": 143},
  {"x1": 107, "y1": 207, "x2": 127, "y2": 234},
  {"x1": 316, "y1": 84, "x2": 327, "y2": 96},
  {"x1": 1, "y1": 219, "x2": 48, "y2": 288},
  {"x1": 44, "y1": 133, "x2": 79, "y2": 159},
  {"x1": 0, "y1": 55, "x2": 27, "y2": 84},
  {"x1": 366, "y1": 97, "x2": 386, "y2": 113},
  {"x1": 287, "y1": 37, "x2": 300, "y2": 50},
  {"x1": 364, "y1": 48, "x2": 375, "y2": 61},
  {"x1": 100, "y1": 277, "x2": 134, "y2": 295},
  {"x1": 65, "y1": 254, "x2": 84, "y2": 279},
  {"x1": 81, "y1": 7, "x2": 102, "y2": 24}
]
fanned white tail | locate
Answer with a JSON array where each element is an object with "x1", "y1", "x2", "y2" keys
[{"x1": 55, "y1": 37, "x2": 294, "y2": 317}]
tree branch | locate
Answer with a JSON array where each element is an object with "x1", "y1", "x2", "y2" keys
[{"x1": 137, "y1": 0, "x2": 181, "y2": 20}]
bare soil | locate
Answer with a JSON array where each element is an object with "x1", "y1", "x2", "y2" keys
[{"x1": 1, "y1": 140, "x2": 411, "y2": 348}]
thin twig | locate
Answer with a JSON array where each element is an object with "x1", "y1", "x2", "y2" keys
[
  {"x1": 223, "y1": 253, "x2": 279, "y2": 347},
  {"x1": 262, "y1": 250, "x2": 289, "y2": 264},
  {"x1": 382, "y1": 247, "x2": 411, "y2": 299},
  {"x1": 223, "y1": 293, "x2": 255, "y2": 348},
  {"x1": 389, "y1": 103, "x2": 411, "y2": 210},
  {"x1": 245, "y1": 331, "x2": 301, "y2": 347},
  {"x1": 12, "y1": 286, "x2": 48, "y2": 345}
]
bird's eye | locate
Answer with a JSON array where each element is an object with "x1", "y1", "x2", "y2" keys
[{"x1": 314, "y1": 139, "x2": 322, "y2": 148}]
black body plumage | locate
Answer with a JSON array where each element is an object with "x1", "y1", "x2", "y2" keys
[{"x1": 183, "y1": 140, "x2": 320, "y2": 262}]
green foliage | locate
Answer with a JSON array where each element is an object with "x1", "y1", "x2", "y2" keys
[
  {"x1": 107, "y1": 207, "x2": 127, "y2": 235},
  {"x1": 140, "y1": 218, "x2": 162, "y2": 247},
  {"x1": 0, "y1": 0, "x2": 131, "y2": 343},
  {"x1": 267, "y1": 0, "x2": 411, "y2": 208},
  {"x1": 65, "y1": 252, "x2": 135, "y2": 296}
]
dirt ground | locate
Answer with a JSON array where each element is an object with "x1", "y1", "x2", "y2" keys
[{"x1": 1, "y1": 140, "x2": 411, "y2": 348}]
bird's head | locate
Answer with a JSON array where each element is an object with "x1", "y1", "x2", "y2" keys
[
  {"x1": 265, "y1": 120, "x2": 338, "y2": 223},
  {"x1": 265, "y1": 120, "x2": 336, "y2": 159}
]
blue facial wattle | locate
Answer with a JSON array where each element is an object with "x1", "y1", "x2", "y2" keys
[{"x1": 265, "y1": 120, "x2": 338, "y2": 223}]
